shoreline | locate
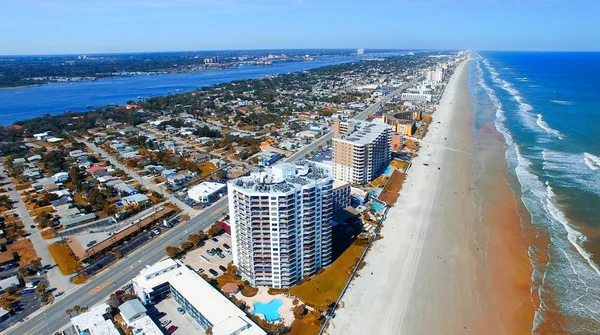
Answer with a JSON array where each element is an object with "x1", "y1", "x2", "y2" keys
[
  {"x1": 328, "y1": 55, "x2": 535, "y2": 334},
  {"x1": 328, "y1": 57, "x2": 481, "y2": 334}
]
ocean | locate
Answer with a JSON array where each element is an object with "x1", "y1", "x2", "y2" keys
[
  {"x1": 0, "y1": 56, "x2": 363, "y2": 126},
  {"x1": 470, "y1": 52, "x2": 600, "y2": 333}
]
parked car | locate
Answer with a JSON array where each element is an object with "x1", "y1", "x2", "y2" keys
[
  {"x1": 54, "y1": 291, "x2": 64, "y2": 297},
  {"x1": 215, "y1": 247, "x2": 222, "y2": 253},
  {"x1": 166, "y1": 325, "x2": 178, "y2": 335},
  {"x1": 224, "y1": 249, "x2": 231, "y2": 255},
  {"x1": 30, "y1": 225, "x2": 36, "y2": 229},
  {"x1": 206, "y1": 249, "x2": 215, "y2": 256},
  {"x1": 7, "y1": 188, "x2": 12, "y2": 191},
  {"x1": 161, "y1": 320, "x2": 171, "y2": 327},
  {"x1": 197, "y1": 268, "x2": 205, "y2": 274},
  {"x1": 212, "y1": 237, "x2": 219, "y2": 242},
  {"x1": 223, "y1": 243, "x2": 230, "y2": 250},
  {"x1": 216, "y1": 253, "x2": 225, "y2": 259},
  {"x1": 209, "y1": 269, "x2": 219, "y2": 276},
  {"x1": 177, "y1": 307, "x2": 185, "y2": 315},
  {"x1": 219, "y1": 265, "x2": 227, "y2": 272},
  {"x1": 152, "y1": 228, "x2": 161, "y2": 235}
]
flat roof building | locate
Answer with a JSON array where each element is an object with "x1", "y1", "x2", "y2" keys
[
  {"x1": 132, "y1": 259, "x2": 266, "y2": 335},
  {"x1": 332, "y1": 120, "x2": 391, "y2": 184},
  {"x1": 70, "y1": 303, "x2": 120, "y2": 335},
  {"x1": 187, "y1": 182, "x2": 227, "y2": 203},
  {"x1": 228, "y1": 161, "x2": 333, "y2": 288}
]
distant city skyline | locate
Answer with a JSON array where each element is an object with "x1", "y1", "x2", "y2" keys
[{"x1": 1, "y1": 0, "x2": 599, "y2": 55}]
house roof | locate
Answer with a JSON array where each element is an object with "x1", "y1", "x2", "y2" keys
[
  {"x1": 119, "y1": 299, "x2": 146, "y2": 321},
  {"x1": 88, "y1": 165, "x2": 106, "y2": 173}
]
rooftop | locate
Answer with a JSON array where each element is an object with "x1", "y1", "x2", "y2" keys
[
  {"x1": 132, "y1": 261, "x2": 266, "y2": 335},
  {"x1": 119, "y1": 299, "x2": 147, "y2": 321},
  {"x1": 229, "y1": 161, "x2": 331, "y2": 195},
  {"x1": 70, "y1": 303, "x2": 120, "y2": 335},
  {"x1": 335, "y1": 120, "x2": 390, "y2": 145}
]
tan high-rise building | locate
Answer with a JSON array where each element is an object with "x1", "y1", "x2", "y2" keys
[{"x1": 332, "y1": 121, "x2": 391, "y2": 184}]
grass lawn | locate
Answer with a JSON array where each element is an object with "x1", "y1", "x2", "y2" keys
[
  {"x1": 288, "y1": 238, "x2": 369, "y2": 309},
  {"x1": 215, "y1": 273, "x2": 243, "y2": 289},
  {"x1": 289, "y1": 319, "x2": 321, "y2": 335},
  {"x1": 7, "y1": 239, "x2": 39, "y2": 265},
  {"x1": 48, "y1": 243, "x2": 79, "y2": 275}
]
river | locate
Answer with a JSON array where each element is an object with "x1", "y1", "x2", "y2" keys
[{"x1": 0, "y1": 57, "x2": 362, "y2": 125}]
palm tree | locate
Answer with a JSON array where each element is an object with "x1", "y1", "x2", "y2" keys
[
  {"x1": 73, "y1": 305, "x2": 81, "y2": 315},
  {"x1": 36, "y1": 284, "x2": 46, "y2": 293},
  {"x1": 66, "y1": 309, "x2": 73, "y2": 317}
]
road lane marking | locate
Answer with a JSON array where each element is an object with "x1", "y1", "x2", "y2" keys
[
  {"x1": 22, "y1": 322, "x2": 43, "y2": 335},
  {"x1": 88, "y1": 281, "x2": 115, "y2": 295}
]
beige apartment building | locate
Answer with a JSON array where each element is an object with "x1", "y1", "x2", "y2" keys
[{"x1": 332, "y1": 120, "x2": 391, "y2": 184}]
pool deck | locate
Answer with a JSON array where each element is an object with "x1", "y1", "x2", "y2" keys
[{"x1": 236, "y1": 287, "x2": 295, "y2": 326}]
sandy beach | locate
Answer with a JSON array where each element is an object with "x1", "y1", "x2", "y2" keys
[{"x1": 328, "y1": 56, "x2": 535, "y2": 334}]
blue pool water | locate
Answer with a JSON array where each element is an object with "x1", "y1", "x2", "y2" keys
[
  {"x1": 115, "y1": 201, "x2": 124, "y2": 207},
  {"x1": 253, "y1": 300, "x2": 283, "y2": 322},
  {"x1": 384, "y1": 166, "x2": 392, "y2": 174}
]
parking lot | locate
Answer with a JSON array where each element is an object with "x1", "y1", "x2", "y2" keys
[
  {"x1": 0, "y1": 278, "x2": 47, "y2": 332},
  {"x1": 181, "y1": 234, "x2": 232, "y2": 278},
  {"x1": 154, "y1": 297, "x2": 205, "y2": 335}
]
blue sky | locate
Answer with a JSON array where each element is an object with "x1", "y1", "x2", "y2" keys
[{"x1": 1, "y1": 0, "x2": 598, "y2": 55}]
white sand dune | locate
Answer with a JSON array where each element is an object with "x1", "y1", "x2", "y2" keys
[{"x1": 328, "y1": 58, "x2": 481, "y2": 335}]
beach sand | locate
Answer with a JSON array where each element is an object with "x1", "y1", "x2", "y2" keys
[{"x1": 327, "y1": 56, "x2": 535, "y2": 335}]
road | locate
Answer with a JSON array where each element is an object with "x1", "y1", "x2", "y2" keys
[
  {"x1": 80, "y1": 140, "x2": 198, "y2": 216},
  {"x1": 285, "y1": 75, "x2": 422, "y2": 162},
  {"x1": 4, "y1": 198, "x2": 228, "y2": 335},
  {"x1": 4, "y1": 75, "x2": 421, "y2": 335},
  {"x1": 0, "y1": 163, "x2": 75, "y2": 294}
]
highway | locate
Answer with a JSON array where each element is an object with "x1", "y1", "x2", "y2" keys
[
  {"x1": 285, "y1": 75, "x2": 422, "y2": 162},
  {"x1": 5, "y1": 75, "x2": 421, "y2": 335},
  {"x1": 5, "y1": 198, "x2": 227, "y2": 335}
]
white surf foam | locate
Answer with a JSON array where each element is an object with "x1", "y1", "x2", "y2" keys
[
  {"x1": 476, "y1": 58, "x2": 600, "y2": 331},
  {"x1": 481, "y1": 59, "x2": 567, "y2": 143},
  {"x1": 536, "y1": 114, "x2": 564, "y2": 140},
  {"x1": 546, "y1": 183, "x2": 600, "y2": 277},
  {"x1": 584, "y1": 153, "x2": 600, "y2": 171},
  {"x1": 515, "y1": 77, "x2": 530, "y2": 82},
  {"x1": 550, "y1": 100, "x2": 575, "y2": 106}
]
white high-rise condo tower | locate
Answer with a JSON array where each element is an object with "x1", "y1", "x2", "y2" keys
[{"x1": 228, "y1": 161, "x2": 333, "y2": 288}]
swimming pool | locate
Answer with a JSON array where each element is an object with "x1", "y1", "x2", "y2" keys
[
  {"x1": 372, "y1": 202, "x2": 384, "y2": 212},
  {"x1": 384, "y1": 166, "x2": 392, "y2": 174},
  {"x1": 253, "y1": 299, "x2": 283, "y2": 322}
]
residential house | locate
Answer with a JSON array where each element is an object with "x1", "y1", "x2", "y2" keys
[
  {"x1": 52, "y1": 172, "x2": 69, "y2": 183},
  {"x1": 191, "y1": 152, "x2": 210, "y2": 164},
  {"x1": 122, "y1": 194, "x2": 150, "y2": 206},
  {"x1": 27, "y1": 155, "x2": 42, "y2": 163},
  {"x1": 161, "y1": 169, "x2": 177, "y2": 179},
  {"x1": 33, "y1": 131, "x2": 52, "y2": 141},
  {"x1": 114, "y1": 183, "x2": 137, "y2": 196}
]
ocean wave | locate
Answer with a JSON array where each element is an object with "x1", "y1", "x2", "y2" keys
[
  {"x1": 536, "y1": 114, "x2": 564, "y2": 140},
  {"x1": 550, "y1": 100, "x2": 575, "y2": 106},
  {"x1": 475, "y1": 58, "x2": 600, "y2": 331},
  {"x1": 546, "y1": 183, "x2": 600, "y2": 277},
  {"x1": 584, "y1": 153, "x2": 600, "y2": 171},
  {"x1": 515, "y1": 77, "x2": 530, "y2": 82}
]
